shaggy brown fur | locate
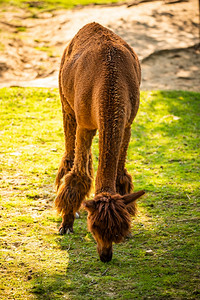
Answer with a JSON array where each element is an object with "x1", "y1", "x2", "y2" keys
[
  {"x1": 55, "y1": 157, "x2": 73, "y2": 190},
  {"x1": 55, "y1": 22, "x2": 145, "y2": 260},
  {"x1": 83, "y1": 190, "x2": 144, "y2": 262},
  {"x1": 116, "y1": 168, "x2": 133, "y2": 195},
  {"x1": 86, "y1": 193, "x2": 132, "y2": 244},
  {"x1": 55, "y1": 171, "x2": 92, "y2": 233}
]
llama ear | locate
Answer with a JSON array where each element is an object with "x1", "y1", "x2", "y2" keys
[
  {"x1": 82, "y1": 200, "x2": 96, "y2": 212},
  {"x1": 122, "y1": 190, "x2": 145, "y2": 205}
]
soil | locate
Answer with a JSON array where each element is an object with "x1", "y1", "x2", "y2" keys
[{"x1": 0, "y1": 0, "x2": 199, "y2": 91}]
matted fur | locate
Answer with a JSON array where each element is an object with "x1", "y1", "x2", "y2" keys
[
  {"x1": 126, "y1": 201, "x2": 137, "y2": 216},
  {"x1": 87, "y1": 193, "x2": 132, "y2": 244},
  {"x1": 55, "y1": 171, "x2": 92, "y2": 216},
  {"x1": 55, "y1": 158, "x2": 74, "y2": 191},
  {"x1": 116, "y1": 169, "x2": 133, "y2": 195}
]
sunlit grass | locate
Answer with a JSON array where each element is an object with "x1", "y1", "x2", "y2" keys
[
  {"x1": 0, "y1": 0, "x2": 120, "y2": 11},
  {"x1": 0, "y1": 88, "x2": 199, "y2": 299}
]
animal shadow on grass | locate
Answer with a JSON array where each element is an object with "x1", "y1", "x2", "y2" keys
[{"x1": 31, "y1": 213, "x2": 148, "y2": 299}]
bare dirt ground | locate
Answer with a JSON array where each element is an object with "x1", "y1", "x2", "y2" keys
[{"x1": 0, "y1": 0, "x2": 199, "y2": 91}]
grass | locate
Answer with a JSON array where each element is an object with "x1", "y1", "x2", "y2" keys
[
  {"x1": 34, "y1": 46, "x2": 59, "y2": 58},
  {"x1": 0, "y1": 0, "x2": 121, "y2": 11},
  {"x1": 0, "y1": 88, "x2": 199, "y2": 299}
]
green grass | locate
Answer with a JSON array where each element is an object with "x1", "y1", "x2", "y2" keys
[
  {"x1": 0, "y1": 88, "x2": 199, "y2": 299},
  {"x1": 0, "y1": 0, "x2": 121, "y2": 11}
]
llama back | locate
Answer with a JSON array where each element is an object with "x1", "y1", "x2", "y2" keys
[{"x1": 60, "y1": 22, "x2": 141, "y2": 130}]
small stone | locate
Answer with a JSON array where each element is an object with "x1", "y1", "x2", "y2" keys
[{"x1": 145, "y1": 249, "x2": 154, "y2": 256}]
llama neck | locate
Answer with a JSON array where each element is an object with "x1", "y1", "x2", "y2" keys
[
  {"x1": 95, "y1": 48, "x2": 127, "y2": 195},
  {"x1": 95, "y1": 112, "x2": 125, "y2": 195}
]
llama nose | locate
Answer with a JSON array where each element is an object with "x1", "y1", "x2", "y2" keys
[{"x1": 100, "y1": 252, "x2": 113, "y2": 263}]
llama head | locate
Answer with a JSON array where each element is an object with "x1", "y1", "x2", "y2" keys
[{"x1": 83, "y1": 190, "x2": 145, "y2": 262}]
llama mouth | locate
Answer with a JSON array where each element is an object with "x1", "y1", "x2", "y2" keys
[{"x1": 100, "y1": 252, "x2": 113, "y2": 263}]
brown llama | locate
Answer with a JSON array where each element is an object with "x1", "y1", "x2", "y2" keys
[{"x1": 55, "y1": 22, "x2": 145, "y2": 262}]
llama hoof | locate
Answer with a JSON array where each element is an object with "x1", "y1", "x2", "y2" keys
[
  {"x1": 66, "y1": 227, "x2": 74, "y2": 234},
  {"x1": 59, "y1": 226, "x2": 74, "y2": 235},
  {"x1": 59, "y1": 226, "x2": 66, "y2": 235}
]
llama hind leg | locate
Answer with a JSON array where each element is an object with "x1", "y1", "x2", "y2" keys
[
  {"x1": 55, "y1": 127, "x2": 96, "y2": 234},
  {"x1": 116, "y1": 126, "x2": 133, "y2": 195},
  {"x1": 55, "y1": 109, "x2": 77, "y2": 190}
]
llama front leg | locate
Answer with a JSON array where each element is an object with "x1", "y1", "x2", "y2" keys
[
  {"x1": 116, "y1": 126, "x2": 133, "y2": 195},
  {"x1": 55, "y1": 109, "x2": 77, "y2": 190},
  {"x1": 55, "y1": 127, "x2": 96, "y2": 234}
]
